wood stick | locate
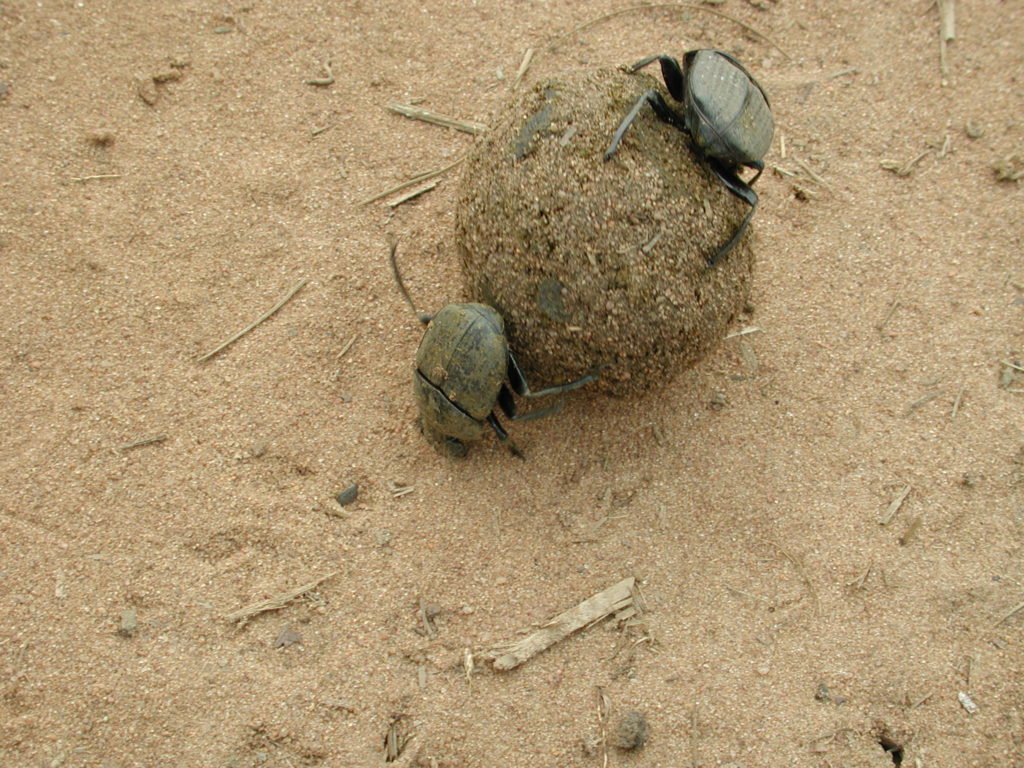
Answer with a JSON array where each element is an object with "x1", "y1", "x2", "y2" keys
[
  {"x1": 225, "y1": 570, "x2": 338, "y2": 625},
  {"x1": 951, "y1": 384, "x2": 965, "y2": 418},
  {"x1": 116, "y1": 434, "x2": 168, "y2": 452},
  {"x1": 512, "y1": 47, "x2": 535, "y2": 89},
  {"x1": 880, "y1": 485, "x2": 911, "y2": 525},
  {"x1": 489, "y1": 577, "x2": 636, "y2": 670},
  {"x1": 386, "y1": 102, "x2": 487, "y2": 135},
  {"x1": 386, "y1": 180, "x2": 438, "y2": 208},
  {"x1": 197, "y1": 278, "x2": 307, "y2": 362},
  {"x1": 71, "y1": 173, "x2": 122, "y2": 182},
  {"x1": 336, "y1": 334, "x2": 358, "y2": 360},
  {"x1": 992, "y1": 599, "x2": 1024, "y2": 628},
  {"x1": 938, "y1": 0, "x2": 956, "y2": 41},
  {"x1": 792, "y1": 155, "x2": 834, "y2": 190},
  {"x1": 358, "y1": 158, "x2": 464, "y2": 206},
  {"x1": 724, "y1": 326, "x2": 762, "y2": 340},
  {"x1": 937, "y1": 0, "x2": 955, "y2": 74}
]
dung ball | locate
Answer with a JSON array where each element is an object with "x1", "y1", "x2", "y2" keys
[
  {"x1": 610, "y1": 709, "x2": 648, "y2": 751},
  {"x1": 454, "y1": 68, "x2": 756, "y2": 397}
]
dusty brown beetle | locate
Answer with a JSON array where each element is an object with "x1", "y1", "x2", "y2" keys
[
  {"x1": 604, "y1": 49, "x2": 774, "y2": 265},
  {"x1": 389, "y1": 243, "x2": 597, "y2": 459}
]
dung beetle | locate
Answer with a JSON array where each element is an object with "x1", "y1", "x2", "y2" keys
[
  {"x1": 604, "y1": 49, "x2": 774, "y2": 266},
  {"x1": 388, "y1": 243, "x2": 597, "y2": 459}
]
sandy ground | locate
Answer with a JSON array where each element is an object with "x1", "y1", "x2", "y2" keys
[{"x1": 2, "y1": 1, "x2": 1023, "y2": 766}]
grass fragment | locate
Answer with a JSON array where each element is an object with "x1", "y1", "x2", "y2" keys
[
  {"x1": 511, "y1": 47, "x2": 535, "y2": 89},
  {"x1": 305, "y1": 61, "x2": 334, "y2": 86},
  {"x1": 992, "y1": 599, "x2": 1024, "y2": 628},
  {"x1": 549, "y1": 3, "x2": 791, "y2": 60}
]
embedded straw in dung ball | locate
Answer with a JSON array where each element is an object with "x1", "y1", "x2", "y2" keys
[{"x1": 454, "y1": 68, "x2": 756, "y2": 397}]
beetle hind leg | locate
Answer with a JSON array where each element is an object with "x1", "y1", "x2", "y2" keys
[
  {"x1": 507, "y1": 353, "x2": 597, "y2": 398},
  {"x1": 498, "y1": 382, "x2": 567, "y2": 424},
  {"x1": 705, "y1": 159, "x2": 759, "y2": 267},
  {"x1": 628, "y1": 55, "x2": 686, "y2": 101}
]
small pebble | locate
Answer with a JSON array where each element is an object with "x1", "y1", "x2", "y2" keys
[
  {"x1": 274, "y1": 626, "x2": 302, "y2": 648},
  {"x1": 87, "y1": 130, "x2": 115, "y2": 147},
  {"x1": 118, "y1": 609, "x2": 138, "y2": 638},
  {"x1": 610, "y1": 710, "x2": 648, "y2": 751},
  {"x1": 335, "y1": 483, "x2": 358, "y2": 507},
  {"x1": 958, "y1": 690, "x2": 978, "y2": 714},
  {"x1": 815, "y1": 682, "x2": 831, "y2": 702}
]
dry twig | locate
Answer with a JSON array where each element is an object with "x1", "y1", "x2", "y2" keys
[
  {"x1": 225, "y1": 571, "x2": 338, "y2": 625},
  {"x1": 386, "y1": 180, "x2": 439, "y2": 208},
  {"x1": 486, "y1": 577, "x2": 637, "y2": 670},
  {"x1": 992, "y1": 599, "x2": 1024, "y2": 628},
  {"x1": 880, "y1": 485, "x2": 911, "y2": 525},
  {"x1": 197, "y1": 278, "x2": 307, "y2": 362},
  {"x1": 511, "y1": 47, "x2": 535, "y2": 89},
  {"x1": 305, "y1": 61, "x2": 335, "y2": 86},
  {"x1": 359, "y1": 158, "x2": 464, "y2": 206},
  {"x1": 71, "y1": 173, "x2": 122, "y2": 182},
  {"x1": 116, "y1": 434, "x2": 168, "y2": 452},
  {"x1": 386, "y1": 102, "x2": 487, "y2": 135},
  {"x1": 937, "y1": 0, "x2": 955, "y2": 74}
]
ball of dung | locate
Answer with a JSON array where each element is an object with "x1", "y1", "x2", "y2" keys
[
  {"x1": 454, "y1": 68, "x2": 755, "y2": 397},
  {"x1": 610, "y1": 710, "x2": 648, "y2": 751}
]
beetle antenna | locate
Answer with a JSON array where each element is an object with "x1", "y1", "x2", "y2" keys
[{"x1": 388, "y1": 243, "x2": 432, "y2": 325}]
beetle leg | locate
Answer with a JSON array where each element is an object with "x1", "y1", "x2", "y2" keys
[
  {"x1": 605, "y1": 89, "x2": 689, "y2": 161},
  {"x1": 507, "y1": 352, "x2": 598, "y2": 398},
  {"x1": 704, "y1": 159, "x2": 759, "y2": 266},
  {"x1": 604, "y1": 89, "x2": 658, "y2": 161},
  {"x1": 707, "y1": 202, "x2": 756, "y2": 267},
  {"x1": 388, "y1": 243, "x2": 434, "y2": 325},
  {"x1": 486, "y1": 413, "x2": 525, "y2": 460},
  {"x1": 629, "y1": 54, "x2": 686, "y2": 102},
  {"x1": 644, "y1": 90, "x2": 689, "y2": 133},
  {"x1": 709, "y1": 159, "x2": 759, "y2": 208},
  {"x1": 498, "y1": 382, "x2": 567, "y2": 422},
  {"x1": 497, "y1": 384, "x2": 518, "y2": 419},
  {"x1": 747, "y1": 160, "x2": 765, "y2": 187}
]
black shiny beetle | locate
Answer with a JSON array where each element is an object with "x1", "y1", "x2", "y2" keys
[
  {"x1": 604, "y1": 49, "x2": 774, "y2": 266},
  {"x1": 389, "y1": 244, "x2": 596, "y2": 459}
]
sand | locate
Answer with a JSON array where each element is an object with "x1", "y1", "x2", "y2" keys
[{"x1": 1, "y1": 1, "x2": 1022, "y2": 766}]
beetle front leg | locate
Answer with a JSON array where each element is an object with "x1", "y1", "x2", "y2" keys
[
  {"x1": 604, "y1": 89, "x2": 660, "y2": 161},
  {"x1": 605, "y1": 89, "x2": 690, "y2": 161},
  {"x1": 629, "y1": 54, "x2": 686, "y2": 102},
  {"x1": 486, "y1": 413, "x2": 525, "y2": 459}
]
